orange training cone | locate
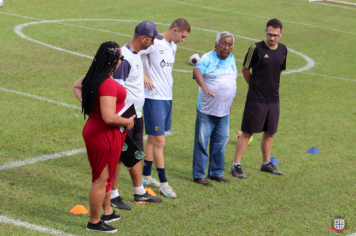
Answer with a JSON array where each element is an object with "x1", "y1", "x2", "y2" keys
[
  {"x1": 70, "y1": 205, "x2": 89, "y2": 214},
  {"x1": 145, "y1": 188, "x2": 157, "y2": 197}
]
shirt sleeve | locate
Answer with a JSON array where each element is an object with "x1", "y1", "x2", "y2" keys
[
  {"x1": 243, "y1": 44, "x2": 259, "y2": 69},
  {"x1": 281, "y1": 48, "x2": 287, "y2": 71},
  {"x1": 113, "y1": 59, "x2": 131, "y2": 82},
  {"x1": 194, "y1": 53, "x2": 210, "y2": 75},
  {"x1": 139, "y1": 45, "x2": 155, "y2": 55},
  {"x1": 98, "y1": 79, "x2": 117, "y2": 97}
]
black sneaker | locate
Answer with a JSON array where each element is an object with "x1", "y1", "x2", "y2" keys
[
  {"x1": 231, "y1": 165, "x2": 247, "y2": 178},
  {"x1": 260, "y1": 162, "x2": 283, "y2": 175},
  {"x1": 101, "y1": 210, "x2": 121, "y2": 223},
  {"x1": 134, "y1": 192, "x2": 162, "y2": 204},
  {"x1": 111, "y1": 196, "x2": 132, "y2": 210},
  {"x1": 86, "y1": 220, "x2": 117, "y2": 233}
]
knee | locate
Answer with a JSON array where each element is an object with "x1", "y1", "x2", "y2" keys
[
  {"x1": 153, "y1": 137, "x2": 166, "y2": 148},
  {"x1": 242, "y1": 132, "x2": 253, "y2": 139}
]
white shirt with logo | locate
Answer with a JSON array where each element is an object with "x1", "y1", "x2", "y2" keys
[{"x1": 140, "y1": 39, "x2": 177, "y2": 100}]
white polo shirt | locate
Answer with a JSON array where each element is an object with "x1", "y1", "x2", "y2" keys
[
  {"x1": 140, "y1": 38, "x2": 177, "y2": 100},
  {"x1": 113, "y1": 44, "x2": 144, "y2": 118}
]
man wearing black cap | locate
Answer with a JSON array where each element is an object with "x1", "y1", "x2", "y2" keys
[{"x1": 111, "y1": 21, "x2": 164, "y2": 208}]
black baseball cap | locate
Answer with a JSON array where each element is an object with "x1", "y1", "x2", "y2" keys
[{"x1": 135, "y1": 21, "x2": 163, "y2": 40}]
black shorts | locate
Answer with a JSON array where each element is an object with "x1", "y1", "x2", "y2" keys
[
  {"x1": 126, "y1": 117, "x2": 144, "y2": 150},
  {"x1": 241, "y1": 100, "x2": 280, "y2": 134}
]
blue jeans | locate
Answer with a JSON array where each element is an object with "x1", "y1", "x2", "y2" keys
[{"x1": 192, "y1": 110, "x2": 229, "y2": 178}]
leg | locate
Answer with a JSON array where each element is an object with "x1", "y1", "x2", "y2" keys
[
  {"x1": 152, "y1": 135, "x2": 165, "y2": 168},
  {"x1": 129, "y1": 161, "x2": 143, "y2": 187},
  {"x1": 144, "y1": 135, "x2": 154, "y2": 162},
  {"x1": 111, "y1": 161, "x2": 122, "y2": 192},
  {"x1": 192, "y1": 111, "x2": 214, "y2": 179},
  {"x1": 208, "y1": 115, "x2": 230, "y2": 179},
  {"x1": 89, "y1": 163, "x2": 110, "y2": 224},
  {"x1": 261, "y1": 132, "x2": 274, "y2": 162},
  {"x1": 233, "y1": 132, "x2": 253, "y2": 163}
]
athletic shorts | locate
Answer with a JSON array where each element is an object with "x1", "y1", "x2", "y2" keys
[
  {"x1": 241, "y1": 100, "x2": 280, "y2": 134},
  {"x1": 126, "y1": 116, "x2": 144, "y2": 151},
  {"x1": 143, "y1": 99, "x2": 172, "y2": 136}
]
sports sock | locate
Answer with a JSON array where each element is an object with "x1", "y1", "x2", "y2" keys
[
  {"x1": 233, "y1": 163, "x2": 241, "y2": 167},
  {"x1": 134, "y1": 185, "x2": 146, "y2": 195},
  {"x1": 142, "y1": 160, "x2": 153, "y2": 176},
  {"x1": 111, "y1": 189, "x2": 119, "y2": 199},
  {"x1": 262, "y1": 161, "x2": 271, "y2": 165},
  {"x1": 157, "y1": 168, "x2": 167, "y2": 183}
]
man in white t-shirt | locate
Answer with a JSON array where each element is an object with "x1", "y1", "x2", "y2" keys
[
  {"x1": 140, "y1": 18, "x2": 190, "y2": 198},
  {"x1": 111, "y1": 21, "x2": 164, "y2": 208}
]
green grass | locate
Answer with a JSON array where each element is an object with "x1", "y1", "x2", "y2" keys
[{"x1": 1, "y1": 0, "x2": 356, "y2": 235}]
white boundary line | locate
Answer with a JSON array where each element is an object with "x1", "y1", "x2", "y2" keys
[
  {"x1": 166, "y1": 0, "x2": 356, "y2": 35},
  {"x1": 310, "y1": 1, "x2": 356, "y2": 9},
  {"x1": 0, "y1": 87, "x2": 81, "y2": 110},
  {"x1": 0, "y1": 215, "x2": 76, "y2": 236},
  {"x1": 302, "y1": 72, "x2": 356, "y2": 81},
  {"x1": 0, "y1": 148, "x2": 86, "y2": 171},
  {"x1": 13, "y1": 19, "x2": 315, "y2": 74}
]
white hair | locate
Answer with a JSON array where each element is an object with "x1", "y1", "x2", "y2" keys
[{"x1": 215, "y1": 31, "x2": 234, "y2": 46}]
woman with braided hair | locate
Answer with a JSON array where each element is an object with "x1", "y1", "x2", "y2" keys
[{"x1": 73, "y1": 41, "x2": 135, "y2": 233}]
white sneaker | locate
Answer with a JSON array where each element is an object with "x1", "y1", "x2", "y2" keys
[
  {"x1": 159, "y1": 182, "x2": 177, "y2": 198},
  {"x1": 142, "y1": 175, "x2": 160, "y2": 188}
]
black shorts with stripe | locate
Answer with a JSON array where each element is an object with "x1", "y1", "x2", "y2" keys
[{"x1": 241, "y1": 100, "x2": 280, "y2": 134}]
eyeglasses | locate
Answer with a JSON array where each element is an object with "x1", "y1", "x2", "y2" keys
[
  {"x1": 266, "y1": 32, "x2": 281, "y2": 38},
  {"x1": 118, "y1": 55, "x2": 124, "y2": 61}
]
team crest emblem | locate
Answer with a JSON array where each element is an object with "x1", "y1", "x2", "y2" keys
[
  {"x1": 160, "y1": 59, "x2": 166, "y2": 68},
  {"x1": 136, "y1": 64, "x2": 139, "y2": 69},
  {"x1": 159, "y1": 49, "x2": 165, "y2": 54},
  {"x1": 122, "y1": 143, "x2": 128, "y2": 152},
  {"x1": 134, "y1": 151, "x2": 145, "y2": 160},
  {"x1": 216, "y1": 65, "x2": 220, "y2": 69},
  {"x1": 330, "y1": 215, "x2": 349, "y2": 232}
]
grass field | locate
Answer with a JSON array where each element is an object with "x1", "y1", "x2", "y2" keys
[{"x1": 1, "y1": 0, "x2": 356, "y2": 235}]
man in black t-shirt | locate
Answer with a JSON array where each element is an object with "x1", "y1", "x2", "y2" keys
[{"x1": 231, "y1": 18, "x2": 287, "y2": 178}]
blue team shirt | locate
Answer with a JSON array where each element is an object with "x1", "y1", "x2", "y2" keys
[{"x1": 195, "y1": 50, "x2": 237, "y2": 117}]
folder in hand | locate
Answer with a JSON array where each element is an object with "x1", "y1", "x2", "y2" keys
[{"x1": 118, "y1": 103, "x2": 136, "y2": 133}]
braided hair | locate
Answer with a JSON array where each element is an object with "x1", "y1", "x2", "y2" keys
[{"x1": 81, "y1": 41, "x2": 121, "y2": 119}]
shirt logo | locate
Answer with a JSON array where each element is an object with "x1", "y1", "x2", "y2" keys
[
  {"x1": 264, "y1": 54, "x2": 269, "y2": 58},
  {"x1": 217, "y1": 65, "x2": 220, "y2": 69},
  {"x1": 136, "y1": 64, "x2": 139, "y2": 69},
  {"x1": 159, "y1": 49, "x2": 165, "y2": 54},
  {"x1": 160, "y1": 59, "x2": 166, "y2": 68}
]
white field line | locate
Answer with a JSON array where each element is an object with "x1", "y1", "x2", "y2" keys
[
  {"x1": 0, "y1": 87, "x2": 81, "y2": 110},
  {"x1": 347, "y1": 232, "x2": 356, "y2": 236},
  {"x1": 167, "y1": 0, "x2": 356, "y2": 35},
  {"x1": 0, "y1": 148, "x2": 86, "y2": 171},
  {"x1": 302, "y1": 72, "x2": 356, "y2": 81},
  {"x1": 0, "y1": 215, "x2": 76, "y2": 236},
  {"x1": 312, "y1": 1, "x2": 356, "y2": 9},
  {"x1": 13, "y1": 19, "x2": 315, "y2": 75}
]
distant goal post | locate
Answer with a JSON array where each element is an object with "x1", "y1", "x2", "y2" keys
[{"x1": 308, "y1": 0, "x2": 356, "y2": 6}]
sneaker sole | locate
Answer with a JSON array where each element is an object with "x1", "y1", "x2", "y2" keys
[
  {"x1": 160, "y1": 192, "x2": 177, "y2": 198},
  {"x1": 110, "y1": 203, "x2": 132, "y2": 210},
  {"x1": 134, "y1": 201, "x2": 157, "y2": 204},
  {"x1": 86, "y1": 228, "x2": 117, "y2": 233},
  {"x1": 102, "y1": 217, "x2": 121, "y2": 224},
  {"x1": 232, "y1": 175, "x2": 247, "y2": 179},
  {"x1": 260, "y1": 170, "x2": 283, "y2": 175}
]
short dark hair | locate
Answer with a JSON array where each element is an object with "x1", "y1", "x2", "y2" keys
[
  {"x1": 266, "y1": 18, "x2": 283, "y2": 31},
  {"x1": 169, "y1": 18, "x2": 191, "y2": 33}
]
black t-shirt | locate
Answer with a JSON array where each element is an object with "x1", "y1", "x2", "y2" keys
[{"x1": 243, "y1": 41, "x2": 287, "y2": 103}]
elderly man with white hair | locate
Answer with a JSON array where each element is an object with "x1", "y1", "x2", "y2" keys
[{"x1": 192, "y1": 31, "x2": 237, "y2": 186}]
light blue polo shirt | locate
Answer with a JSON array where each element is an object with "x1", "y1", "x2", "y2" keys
[{"x1": 195, "y1": 50, "x2": 237, "y2": 117}]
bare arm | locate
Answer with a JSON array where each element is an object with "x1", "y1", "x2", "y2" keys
[
  {"x1": 241, "y1": 66, "x2": 252, "y2": 85},
  {"x1": 193, "y1": 68, "x2": 215, "y2": 97},
  {"x1": 100, "y1": 96, "x2": 135, "y2": 130},
  {"x1": 144, "y1": 73, "x2": 155, "y2": 91},
  {"x1": 73, "y1": 75, "x2": 85, "y2": 103}
]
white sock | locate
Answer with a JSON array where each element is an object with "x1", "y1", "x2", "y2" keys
[
  {"x1": 233, "y1": 163, "x2": 241, "y2": 167},
  {"x1": 111, "y1": 189, "x2": 119, "y2": 199},
  {"x1": 262, "y1": 161, "x2": 270, "y2": 165},
  {"x1": 134, "y1": 185, "x2": 146, "y2": 195}
]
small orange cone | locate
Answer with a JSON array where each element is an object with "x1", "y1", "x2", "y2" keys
[
  {"x1": 70, "y1": 205, "x2": 89, "y2": 214},
  {"x1": 145, "y1": 188, "x2": 157, "y2": 197}
]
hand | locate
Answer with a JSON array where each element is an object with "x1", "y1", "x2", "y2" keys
[
  {"x1": 202, "y1": 87, "x2": 215, "y2": 97},
  {"x1": 144, "y1": 77, "x2": 155, "y2": 91},
  {"x1": 125, "y1": 115, "x2": 136, "y2": 130}
]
